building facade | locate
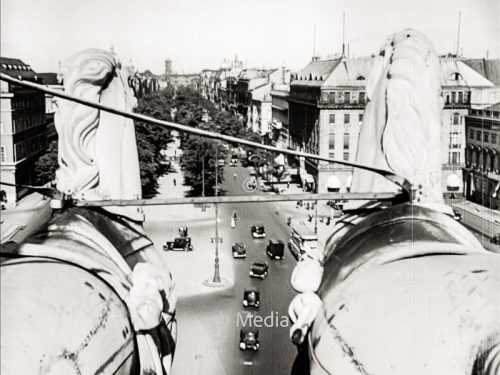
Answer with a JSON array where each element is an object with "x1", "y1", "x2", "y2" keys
[
  {"x1": 270, "y1": 84, "x2": 290, "y2": 149},
  {"x1": 1, "y1": 58, "x2": 47, "y2": 206},
  {"x1": 288, "y1": 56, "x2": 496, "y2": 193},
  {"x1": 463, "y1": 103, "x2": 500, "y2": 209}
]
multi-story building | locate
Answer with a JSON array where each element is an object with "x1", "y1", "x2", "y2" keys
[
  {"x1": 463, "y1": 103, "x2": 500, "y2": 209},
  {"x1": 288, "y1": 56, "x2": 373, "y2": 192},
  {"x1": 1, "y1": 57, "x2": 47, "y2": 206},
  {"x1": 37, "y1": 72, "x2": 62, "y2": 142},
  {"x1": 288, "y1": 55, "x2": 496, "y2": 193},
  {"x1": 245, "y1": 68, "x2": 290, "y2": 140},
  {"x1": 131, "y1": 70, "x2": 160, "y2": 98},
  {"x1": 270, "y1": 83, "x2": 290, "y2": 149}
]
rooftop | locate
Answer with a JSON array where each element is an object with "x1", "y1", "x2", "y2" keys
[
  {"x1": 0, "y1": 56, "x2": 37, "y2": 81},
  {"x1": 461, "y1": 59, "x2": 500, "y2": 86},
  {"x1": 439, "y1": 58, "x2": 495, "y2": 88}
]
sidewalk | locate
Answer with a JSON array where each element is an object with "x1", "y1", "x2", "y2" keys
[{"x1": 1, "y1": 192, "x2": 51, "y2": 244}]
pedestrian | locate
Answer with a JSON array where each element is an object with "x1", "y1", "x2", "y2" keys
[
  {"x1": 233, "y1": 173, "x2": 237, "y2": 181},
  {"x1": 308, "y1": 213, "x2": 313, "y2": 222},
  {"x1": 287, "y1": 181, "x2": 290, "y2": 189},
  {"x1": 173, "y1": 178, "x2": 177, "y2": 186}
]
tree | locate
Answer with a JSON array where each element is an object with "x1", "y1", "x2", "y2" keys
[
  {"x1": 180, "y1": 137, "x2": 225, "y2": 196},
  {"x1": 34, "y1": 139, "x2": 59, "y2": 185},
  {"x1": 34, "y1": 88, "x2": 175, "y2": 197}
]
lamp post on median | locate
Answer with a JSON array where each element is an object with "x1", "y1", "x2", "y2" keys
[{"x1": 213, "y1": 143, "x2": 221, "y2": 283}]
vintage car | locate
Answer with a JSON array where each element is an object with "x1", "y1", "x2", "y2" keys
[
  {"x1": 266, "y1": 239, "x2": 284, "y2": 260},
  {"x1": 251, "y1": 224, "x2": 266, "y2": 238},
  {"x1": 232, "y1": 242, "x2": 247, "y2": 258},
  {"x1": 163, "y1": 237, "x2": 193, "y2": 251},
  {"x1": 491, "y1": 233, "x2": 500, "y2": 245},
  {"x1": 249, "y1": 261, "x2": 269, "y2": 279},
  {"x1": 239, "y1": 328, "x2": 260, "y2": 351},
  {"x1": 242, "y1": 287, "x2": 260, "y2": 308}
]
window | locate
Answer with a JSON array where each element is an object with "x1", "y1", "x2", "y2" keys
[
  {"x1": 343, "y1": 133, "x2": 350, "y2": 150},
  {"x1": 476, "y1": 131, "x2": 481, "y2": 141},
  {"x1": 453, "y1": 113, "x2": 460, "y2": 125},
  {"x1": 1, "y1": 145, "x2": 5, "y2": 162},
  {"x1": 484, "y1": 132, "x2": 489, "y2": 143},
  {"x1": 469, "y1": 129, "x2": 474, "y2": 140},
  {"x1": 329, "y1": 152, "x2": 336, "y2": 159},
  {"x1": 359, "y1": 114, "x2": 363, "y2": 122},
  {"x1": 492, "y1": 133, "x2": 497, "y2": 144},
  {"x1": 329, "y1": 133, "x2": 335, "y2": 149},
  {"x1": 450, "y1": 132, "x2": 460, "y2": 148},
  {"x1": 344, "y1": 92, "x2": 350, "y2": 104},
  {"x1": 458, "y1": 92, "x2": 463, "y2": 103},
  {"x1": 343, "y1": 152, "x2": 349, "y2": 161},
  {"x1": 344, "y1": 114, "x2": 350, "y2": 124},
  {"x1": 329, "y1": 114, "x2": 335, "y2": 124},
  {"x1": 358, "y1": 92, "x2": 365, "y2": 104},
  {"x1": 452, "y1": 92, "x2": 457, "y2": 103},
  {"x1": 448, "y1": 151, "x2": 460, "y2": 165},
  {"x1": 446, "y1": 94, "x2": 450, "y2": 104}
]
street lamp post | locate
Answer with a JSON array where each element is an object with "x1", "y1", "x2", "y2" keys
[
  {"x1": 212, "y1": 144, "x2": 221, "y2": 283},
  {"x1": 314, "y1": 200, "x2": 318, "y2": 234}
]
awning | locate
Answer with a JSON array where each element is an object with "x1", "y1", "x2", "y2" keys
[
  {"x1": 446, "y1": 174, "x2": 461, "y2": 191},
  {"x1": 327, "y1": 175, "x2": 341, "y2": 191}
]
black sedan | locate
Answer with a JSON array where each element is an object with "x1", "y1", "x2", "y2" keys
[
  {"x1": 249, "y1": 261, "x2": 269, "y2": 279},
  {"x1": 239, "y1": 328, "x2": 260, "y2": 351},
  {"x1": 251, "y1": 224, "x2": 266, "y2": 238},
  {"x1": 243, "y1": 287, "x2": 260, "y2": 308},
  {"x1": 232, "y1": 242, "x2": 247, "y2": 258}
]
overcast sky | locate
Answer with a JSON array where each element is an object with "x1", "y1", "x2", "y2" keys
[{"x1": 1, "y1": 0, "x2": 499, "y2": 75}]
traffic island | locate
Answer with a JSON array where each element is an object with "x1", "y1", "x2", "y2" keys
[{"x1": 202, "y1": 278, "x2": 231, "y2": 287}]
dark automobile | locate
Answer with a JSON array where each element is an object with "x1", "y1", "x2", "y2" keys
[
  {"x1": 242, "y1": 287, "x2": 260, "y2": 308},
  {"x1": 232, "y1": 242, "x2": 247, "y2": 258},
  {"x1": 239, "y1": 328, "x2": 260, "y2": 351},
  {"x1": 266, "y1": 239, "x2": 284, "y2": 260},
  {"x1": 251, "y1": 224, "x2": 266, "y2": 238},
  {"x1": 453, "y1": 210, "x2": 462, "y2": 221},
  {"x1": 249, "y1": 261, "x2": 269, "y2": 279},
  {"x1": 491, "y1": 233, "x2": 500, "y2": 245},
  {"x1": 163, "y1": 237, "x2": 193, "y2": 251}
]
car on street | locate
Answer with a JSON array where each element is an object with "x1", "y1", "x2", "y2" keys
[
  {"x1": 266, "y1": 239, "x2": 284, "y2": 260},
  {"x1": 249, "y1": 261, "x2": 269, "y2": 279},
  {"x1": 239, "y1": 328, "x2": 260, "y2": 351},
  {"x1": 242, "y1": 287, "x2": 260, "y2": 308},
  {"x1": 288, "y1": 219, "x2": 320, "y2": 261},
  {"x1": 217, "y1": 159, "x2": 225, "y2": 167},
  {"x1": 251, "y1": 224, "x2": 266, "y2": 238},
  {"x1": 491, "y1": 233, "x2": 500, "y2": 245},
  {"x1": 163, "y1": 237, "x2": 193, "y2": 251},
  {"x1": 232, "y1": 242, "x2": 247, "y2": 258}
]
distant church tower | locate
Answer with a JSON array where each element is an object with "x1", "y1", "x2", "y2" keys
[{"x1": 165, "y1": 59, "x2": 172, "y2": 82}]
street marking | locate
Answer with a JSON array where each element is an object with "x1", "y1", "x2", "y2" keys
[{"x1": 243, "y1": 177, "x2": 257, "y2": 192}]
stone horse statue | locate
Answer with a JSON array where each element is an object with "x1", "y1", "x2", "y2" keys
[
  {"x1": 1, "y1": 49, "x2": 176, "y2": 375},
  {"x1": 288, "y1": 30, "x2": 500, "y2": 375}
]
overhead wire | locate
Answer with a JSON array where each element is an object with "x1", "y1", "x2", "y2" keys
[{"x1": 0, "y1": 73, "x2": 413, "y2": 206}]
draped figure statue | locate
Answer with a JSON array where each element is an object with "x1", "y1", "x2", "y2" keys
[{"x1": 288, "y1": 29, "x2": 500, "y2": 375}]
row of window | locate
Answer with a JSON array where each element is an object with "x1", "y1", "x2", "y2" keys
[
  {"x1": 11, "y1": 96, "x2": 44, "y2": 110},
  {"x1": 321, "y1": 91, "x2": 366, "y2": 105},
  {"x1": 329, "y1": 151, "x2": 350, "y2": 161},
  {"x1": 328, "y1": 133, "x2": 351, "y2": 150},
  {"x1": 1, "y1": 63, "x2": 31, "y2": 71},
  {"x1": 443, "y1": 91, "x2": 470, "y2": 105},
  {"x1": 12, "y1": 114, "x2": 45, "y2": 134},
  {"x1": 449, "y1": 132, "x2": 461, "y2": 149},
  {"x1": 470, "y1": 109, "x2": 500, "y2": 119},
  {"x1": 329, "y1": 113, "x2": 363, "y2": 124},
  {"x1": 469, "y1": 129, "x2": 499, "y2": 144},
  {"x1": 14, "y1": 134, "x2": 47, "y2": 162}
]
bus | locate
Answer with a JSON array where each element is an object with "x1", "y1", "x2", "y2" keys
[{"x1": 288, "y1": 219, "x2": 320, "y2": 261}]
